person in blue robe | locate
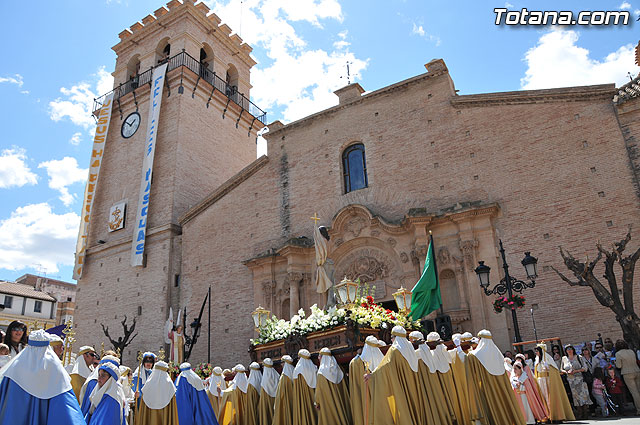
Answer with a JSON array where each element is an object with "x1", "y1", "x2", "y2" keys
[
  {"x1": 133, "y1": 352, "x2": 156, "y2": 409},
  {"x1": 0, "y1": 329, "x2": 85, "y2": 425},
  {"x1": 80, "y1": 355, "x2": 121, "y2": 417},
  {"x1": 175, "y1": 362, "x2": 219, "y2": 425},
  {"x1": 84, "y1": 362, "x2": 126, "y2": 425}
]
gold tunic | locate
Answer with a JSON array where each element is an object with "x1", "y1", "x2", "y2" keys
[
  {"x1": 416, "y1": 361, "x2": 455, "y2": 425},
  {"x1": 70, "y1": 373, "x2": 86, "y2": 402},
  {"x1": 208, "y1": 391, "x2": 222, "y2": 420},
  {"x1": 370, "y1": 346, "x2": 425, "y2": 425},
  {"x1": 218, "y1": 387, "x2": 248, "y2": 425},
  {"x1": 245, "y1": 384, "x2": 260, "y2": 425},
  {"x1": 535, "y1": 364, "x2": 574, "y2": 421},
  {"x1": 258, "y1": 388, "x2": 275, "y2": 425},
  {"x1": 315, "y1": 374, "x2": 352, "y2": 425},
  {"x1": 465, "y1": 353, "x2": 525, "y2": 425},
  {"x1": 292, "y1": 376, "x2": 317, "y2": 425},
  {"x1": 450, "y1": 352, "x2": 472, "y2": 425},
  {"x1": 349, "y1": 357, "x2": 366, "y2": 425},
  {"x1": 136, "y1": 396, "x2": 180, "y2": 425},
  {"x1": 272, "y1": 375, "x2": 294, "y2": 425}
]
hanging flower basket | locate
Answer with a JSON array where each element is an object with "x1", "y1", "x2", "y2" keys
[{"x1": 493, "y1": 295, "x2": 526, "y2": 313}]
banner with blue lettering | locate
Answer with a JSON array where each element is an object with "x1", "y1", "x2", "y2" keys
[
  {"x1": 73, "y1": 93, "x2": 115, "y2": 280},
  {"x1": 131, "y1": 63, "x2": 168, "y2": 267}
]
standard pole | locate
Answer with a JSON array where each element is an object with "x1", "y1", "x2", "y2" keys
[
  {"x1": 499, "y1": 239, "x2": 522, "y2": 343},
  {"x1": 530, "y1": 307, "x2": 539, "y2": 342},
  {"x1": 208, "y1": 285, "x2": 211, "y2": 364},
  {"x1": 428, "y1": 231, "x2": 444, "y2": 315}
]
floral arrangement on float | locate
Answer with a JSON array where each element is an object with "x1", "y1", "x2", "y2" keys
[
  {"x1": 493, "y1": 294, "x2": 526, "y2": 313},
  {"x1": 194, "y1": 362, "x2": 213, "y2": 379},
  {"x1": 250, "y1": 282, "x2": 421, "y2": 346}
]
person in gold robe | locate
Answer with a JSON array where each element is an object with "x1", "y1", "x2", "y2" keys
[
  {"x1": 410, "y1": 331, "x2": 456, "y2": 425},
  {"x1": 292, "y1": 349, "x2": 318, "y2": 425},
  {"x1": 272, "y1": 355, "x2": 295, "y2": 425},
  {"x1": 258, "y1": 358, "x2": 279, "y2": 425},
  {"x1": 535, "y1": 343, "x2": 574, "y2": 422},
  {"x1": 245, "y1": 362, "x2": 261, "y2": 425},
  {"x1": 465, "y1": 330, "x2": 525, "y2": 425},
  {"x1": 349, "y1": 336, "x2": 384, "y2": 425},
  {"x1": 315, "y1": 347, "x2": 351, "y2": 425},
  {"x1": 70, "y1": 346, "x2": 96, "y2": 402},
  {"x1": 367, "y1": 325, "x2": 425, "y2": 425},
  {"x1": 207, "y1": 366, "x2": 226, "y2": 419},
  {"x1": 448, "y1": 332, "x2": 473, "y2": 425},
  {"x1": 427, "y1": 331, "x2": 464, "y2": 424},
  {"x1": 136, "y1": 361, "x2": 180, "y2": 425},
  {"x1": 218, "y1": 364, "x2": 249, "y2": 425}
]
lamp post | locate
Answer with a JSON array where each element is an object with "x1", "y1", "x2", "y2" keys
[{"x1": 474, "y1": 240, "x2": 538, "y2": 343}]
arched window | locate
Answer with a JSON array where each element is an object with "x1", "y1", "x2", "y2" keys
[
  {"x1": 155, "y1": 38, "x2": 171, "y2": 64},
  {"x1": 342, "y1": 143, "x2": 368, "y2": 193},
  {"x1": 200, "y1": 44, "x2": 215, "y2": 80}
]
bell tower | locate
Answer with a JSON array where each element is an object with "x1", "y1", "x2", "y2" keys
[{"x1": 73, "y1": 0, "x2": 265, "y2": 365}]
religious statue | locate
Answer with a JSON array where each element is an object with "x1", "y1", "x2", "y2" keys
[
  {"x1": 312, "y1": 214, "x2": 336, "y2": 308},
  {"x1": 164, "y1": 307, "x2": 185, "y2": 364}
]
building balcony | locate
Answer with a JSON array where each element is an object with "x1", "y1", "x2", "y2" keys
[{"x1": 93, "y1": 51, "x2": 267, "y2": 124}]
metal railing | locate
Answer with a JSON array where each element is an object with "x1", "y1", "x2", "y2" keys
[
  {"x1": 613, "y1": 73, "x2": 640, "y2": 105},
  {"x1": 93, "y1": 51, "x2": 267, "y2": 124}
]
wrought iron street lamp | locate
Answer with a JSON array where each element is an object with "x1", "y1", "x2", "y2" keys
[{"x1": 474, "y1": 240, "x2": 538, "y2": 343}]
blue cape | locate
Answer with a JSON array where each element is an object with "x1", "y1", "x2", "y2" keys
[
  {"x1": 80, "y1": 378, "x2": 97, "y2": 416},
  {"x1": 175, "y1": 377, "x2": 219, "y2": 425},
  {"x1": 85, "y1": 392, "x2": 125, "y2": 425},
  {"x1": 0, "y1": 377, "x2": 85, "y2": 425}
]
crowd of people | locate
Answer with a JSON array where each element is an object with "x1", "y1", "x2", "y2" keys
[
  {"x1": 503, "y1": 337, "x2": 640, "y2": 419},
  {"x1": 1, "y1": 317, "x2": 637, "y2": 425}
]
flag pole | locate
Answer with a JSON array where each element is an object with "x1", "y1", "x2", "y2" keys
[
  {"x1": 428, "y1": 230, "x2": 444, "y2": 315},
  {"x1": 208, "y1": 285, "x2": 211, "y2": 364}
]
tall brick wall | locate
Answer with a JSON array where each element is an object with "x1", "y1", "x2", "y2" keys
[{"x1": 181, "y1": 65, "x2": 640, "y2": 367}]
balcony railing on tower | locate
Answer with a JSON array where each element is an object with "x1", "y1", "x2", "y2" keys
[
  {"x1": 613, "y1": 73, "x2": 640, "y2": 105},
  {"x1": 93, "y1": 51, "x2": 267, "y2": 124}
]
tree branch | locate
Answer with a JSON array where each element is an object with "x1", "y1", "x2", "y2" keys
[
  {"x1": 551, "y1": 266, "x2": 588, "y2": 286},
  {"x1": 613, "y1": 225, "x2": 633, "y2": 256},
  {"x1": 597, "y1": 242, "x2": 622, "y2": 306}
]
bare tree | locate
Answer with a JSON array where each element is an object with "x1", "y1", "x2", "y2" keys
[
  {"x1": 552, "y1": 227, "x2": 640, "y2": 350},
  {"x1": 101, "y1": 315, "x2": 138, "y2": 358}
]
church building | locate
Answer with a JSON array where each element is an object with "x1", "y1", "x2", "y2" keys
[{"x1": 73, "y1": 0, "x2": 640, "y2": 367}]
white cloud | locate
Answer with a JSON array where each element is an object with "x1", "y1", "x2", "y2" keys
[
  {"x1": 412, "y1": 23, "x2": 425, "y2": 37},
  {"x1": 38, "y1": 157, "x2": 87, "y2": 206},
  {"x1": 0, "y1": 74, "x2": 24, "y2": 87},
  {"x1": 505, "y1": 2, "x2": 514, "y2": 7},
  {"x1": 521, "y1": 29, "x2": 640, "y2": 90},
  {"x1": 0, "y1": 203, "x2": 80, "y2": 274},
  {"x1": 206, "y1": 0, "x2": 367, "y2": 122},
  {"x1": 69, "y1": 132, "x2": 82, "y2": 146},
  {"x1": 49, "y1": 67, "x2": 114, "y2": 130},
  {"x1": 0, "y1": 148, "x2": 38, "y2": 189},
  {"x1": 333, "y1": 30, "x2": 350, "y2": 49},
  {"x1": 619, "y1": 2, "x2": 631, "y2": 10},
  {"x1": 411, "y1": 22, "x2": 441, "y2": 46}
]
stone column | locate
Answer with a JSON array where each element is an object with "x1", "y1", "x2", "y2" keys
[{"x1": 288, "y1": 273, "x2": 302, "y2": 318}]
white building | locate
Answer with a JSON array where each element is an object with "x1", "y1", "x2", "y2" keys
[{"x1": 0, "y1": 281, "x2": 57, "y2": 331}]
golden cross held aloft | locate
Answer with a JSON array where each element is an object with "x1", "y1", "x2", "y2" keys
[{"x1": 310, "y1": 213, "x2": 320, "y2": 225}]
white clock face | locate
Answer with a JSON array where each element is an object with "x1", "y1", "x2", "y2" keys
[{"x1": 121, "y1": 112, "x2": 141, "y2": 139}]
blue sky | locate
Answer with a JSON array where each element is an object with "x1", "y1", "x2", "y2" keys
[{"x1": 0, "y1": 0, "x2": 638, "y2": 283}]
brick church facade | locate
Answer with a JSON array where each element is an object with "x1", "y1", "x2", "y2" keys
[{"x1": 73, "y1": 0, "x2": 640, "y2": 367}]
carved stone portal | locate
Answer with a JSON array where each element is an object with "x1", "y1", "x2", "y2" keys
[{"x1": 335, "y1": 248, "x2": 398, "y2": 299}]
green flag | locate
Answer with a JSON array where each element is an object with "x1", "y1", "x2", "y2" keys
[{"x1": 409, "y1": 238, "x2": 441, "y2": 319}]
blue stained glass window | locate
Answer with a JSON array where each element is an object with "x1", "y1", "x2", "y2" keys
[{"x1": 342, "y1": 143, "x2": 368, "y2": 193}]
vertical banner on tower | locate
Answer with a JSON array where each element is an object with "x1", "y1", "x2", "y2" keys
[
  {"x1": 73, "y1": 93, "x2": 115, "y2": 280},
  {"x1": 131, "y1": 62, "x2": 168, "y2": 266}
]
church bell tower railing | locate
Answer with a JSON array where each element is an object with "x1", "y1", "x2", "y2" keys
[{"x1": 93, "y1": 51, "x2": 267, "y2": 124}]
